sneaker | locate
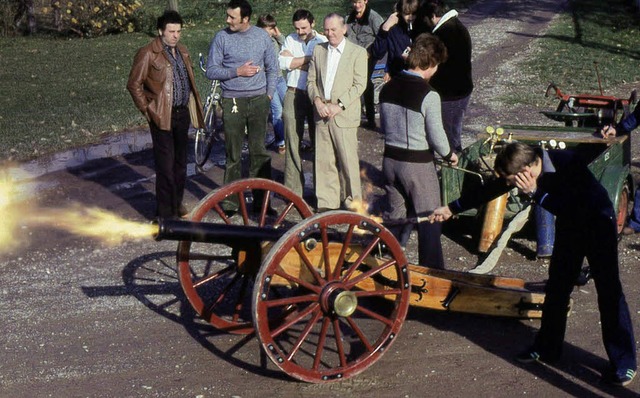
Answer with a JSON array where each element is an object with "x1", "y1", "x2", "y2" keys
[
  {"x1": 606, "y1": 369, "x2": 636, "y2": 387},
  {"x1": 516, "y1": 349, "x2": 541, "y2": 364}
]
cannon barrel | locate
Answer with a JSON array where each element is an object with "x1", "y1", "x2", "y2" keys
[{"x1": 153, "y1": 218, "x2": 286, "y2": 247}]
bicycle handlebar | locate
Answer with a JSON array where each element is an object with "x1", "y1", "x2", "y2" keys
[{"x1": 199, "y1": 52, "x2": 206, "y2": 73}]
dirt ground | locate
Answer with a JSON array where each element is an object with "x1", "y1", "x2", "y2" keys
[{"x1": 2, "y1": 0, "x2": 640, "y2": 397}]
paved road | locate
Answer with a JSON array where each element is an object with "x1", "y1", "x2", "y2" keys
[{"x1": 3, "y1": 1, "x2": 639, "y2": 397}]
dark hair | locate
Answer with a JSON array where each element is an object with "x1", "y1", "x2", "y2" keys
[
  {"x1": 406, "y1": 33, "x2": 447, "y2": 69},
  {"x1": 157, "y1": 10, "x2": 183, "y2": 31},
  {"x1": 256, "y1": 14, "x2": 277, "y2": 28},
  {"x1": 227, "y1": 0, "x2": 252, "y2": 19},
  {"x1": 422, "y1": 0, "x2": 449, "y2": 18},
  {"x1": 292, "y1": 9, "x2": 314, "y2": 24},
  {"x1": 395, "y1": 0, "x2": 420, "y2": 17},
  {"x1": 494, "y1": 142, "x2": 540, "y2": 178}
]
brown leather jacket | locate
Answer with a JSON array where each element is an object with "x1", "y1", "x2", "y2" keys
[{"x1": 127, "y1": 37, "x2": 204, "y2": 131}]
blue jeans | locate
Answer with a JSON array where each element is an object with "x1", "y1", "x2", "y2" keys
[
  {"x1": 270, "y1": 76, "x2": 287, "y2": 146},
  {"x1": 628, "y1": 187, "x2": 640, "y2": 231}
]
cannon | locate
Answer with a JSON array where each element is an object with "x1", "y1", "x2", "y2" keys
[{"x1": 153, "y1": 178, "x2": 547, "y2": 383}]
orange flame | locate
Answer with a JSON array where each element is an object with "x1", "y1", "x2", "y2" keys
[
  {"x1": 0, "y1": 173, "x2": 158, "y2": 254},
  {"x1": 348, "y1": 168, "x2": 384, "y2": 223}
]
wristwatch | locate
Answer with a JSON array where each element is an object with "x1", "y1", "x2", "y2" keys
[{"x1": 337, "y1": 100, "x2": 346, "y2": 110}]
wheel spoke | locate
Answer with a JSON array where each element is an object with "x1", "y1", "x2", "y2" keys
[
  {"x1": 256, "y1": 189, "x2": 272, "y2": 227},
  {"x1": 344, "y1": 316, "x2": 373, "y2": 353},
  {"x1": 274, "y1": 201, "x2": 295, "y2": 227},
  {"x1": 312, "y1": 317, "x2": 331, "y2": 371},
  {"x1": 263, "y1": 293, "x2": 317, "y2": 308},
  {"x1": 341, "y1": 235, "x2": 381, "y2": 281},
  {"x1": 294, "y1": 244, "x2": 325, "y2": 285},
  {"x1": 286, "y1": 308, "x2": 324, "y2": 361},
  {"x1": 274, "y1": 268, "x2": 322, "y2": 294},
  {"x1": 272, "y1": 302, "x2": 320, "y2": 338},
  {"x1": 355, "y1": 304, "x2": 395, "y2": 327},
  {"x1": 345, "y1": 257, "x2": 397, "y2": 289},
  {"x1": 231, "y1": 273, "x2": 252, "y2": 323},
  {"x1": 204, "y1": 271, "x2": 243, "y2": 315},
  {"x1": 211, "y1": 203, "x2": 233, "y2": 224},
  {"x1": 192, "y1": 263, "x2": 235, "y2": 288},
  {"x1": 320, "y1": 226, "x2": 333, "y2": 282},
  {"x1": 237, "y1": 192, "x2": 249, "y2": 224},
  {"x1": 330, "y1": 224, "x2": 355, "y2": 281},
  {"x1": 332, "y1": 318, "x2": 347, "y2": 367}
]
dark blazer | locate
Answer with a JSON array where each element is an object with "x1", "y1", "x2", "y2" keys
[{"x1": 430, "y1": 16, "x2": 473, "y2": 101}]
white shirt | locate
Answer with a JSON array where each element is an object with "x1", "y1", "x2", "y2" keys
[
  {"x1": 324, "y1": 38, "x2": 346, "y2": 101},
  {"x1": 279, "y1": 31, "x2": 327, "y2": 90}
]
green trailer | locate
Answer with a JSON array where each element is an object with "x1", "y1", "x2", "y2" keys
[{"x1": 440, "y1": 126, "x2": 634, "y2": 250}]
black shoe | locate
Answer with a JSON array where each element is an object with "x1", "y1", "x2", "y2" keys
[
  {"x1": 576, "y1": 266, "x2": 591, "y2": 286},
  {"x1": 516, "y1": 348, "x2": 559, "y2": 364},
  {"x1": 360, "y1": 120, "x2": 376, "y2": 129},
  {"x1": 516, "y1": 349, "x2": 541, "y2": 364},
  {"x1": 602, "y1": 368, "x2": 637, "y2": 387}
]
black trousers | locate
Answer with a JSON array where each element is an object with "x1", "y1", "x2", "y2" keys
[
  {"x1": 534, "y1": 213, "x2": 636, "y2": 373},
  {"x1": 363, "y1": 57, "x2": 377, "y2": 124},
  {"x1": 149, "y1": 107, "x2": 190, "y2": 218}
]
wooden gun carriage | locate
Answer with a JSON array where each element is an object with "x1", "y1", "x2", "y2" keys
[{"x1": 154, "y1": 178, "x2": 547, "y2": 383}]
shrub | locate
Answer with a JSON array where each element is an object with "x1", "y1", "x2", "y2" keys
[{"x1": 45, "y1": 0, "x2": 142, "y2": 37}]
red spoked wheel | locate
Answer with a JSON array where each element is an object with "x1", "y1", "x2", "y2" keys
[
  {"x1": 178, "y1": 178, "x2": 313, "y2": 334},
  {"x1": 252, "y1": 211, "x2": 410, "y2": 382},
  {"x1": 616, "y1": 182, "x2": 630, "y2": 234}
]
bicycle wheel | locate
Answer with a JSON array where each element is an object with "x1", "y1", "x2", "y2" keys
[{"x1": 195, "y1": 103, "x2": 217, "y2": 167}]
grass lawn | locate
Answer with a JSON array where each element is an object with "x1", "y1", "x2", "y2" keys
[
  {"x1": 2, "y1": 0, "x2": 634, "y2": 163},
  {"x1": 501, "y1": 0, "x2": 640, "y2": 108}
]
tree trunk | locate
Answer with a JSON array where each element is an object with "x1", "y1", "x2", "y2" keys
[{"x1": 168, "y1": 0, "x2": 178, "y2": 12}]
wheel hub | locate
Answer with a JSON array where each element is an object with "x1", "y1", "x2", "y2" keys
[{"x1": 320, "y1": 283, "x2": 358, "y2": 317}]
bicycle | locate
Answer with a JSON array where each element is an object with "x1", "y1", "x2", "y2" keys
[{"x1": 194, "y1": 53, "x2": 223, "y2": 168}]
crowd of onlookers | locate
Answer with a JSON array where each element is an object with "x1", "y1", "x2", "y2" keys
[{"x1": 125, "y1": 0, "x2": 637, "y2": 388}]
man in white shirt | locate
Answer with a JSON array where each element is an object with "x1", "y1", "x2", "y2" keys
[
  {"x1": 279, "y1": 9, "x2": 327, "y2": 198},
  {"x1": 307, "y1": 13, "x2": 367, "y2": 211}
]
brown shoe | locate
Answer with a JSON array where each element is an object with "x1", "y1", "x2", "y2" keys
[{"x1": 622, "y1": 226, "x2": 637, "y2": 235}]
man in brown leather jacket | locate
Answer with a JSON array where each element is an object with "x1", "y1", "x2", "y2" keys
[{"x1": 127, "y1": 10, "x2": 204, "y2": 219}]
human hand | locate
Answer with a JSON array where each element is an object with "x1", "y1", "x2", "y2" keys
[
  {"x1": 382, "y1": 13, "x2": 399, "y2": 31},
  {"x1": 280, "y1": 49, "x2": 293, "y2": 57},
  {"x1": 428, "y1": 206, "x2": 453, "y2": 223},
  {"x1": 401, "y1": 46, "x2": 411, "y2": 59},
  {"x1": 383, "y1": 72, "x2": 391, "y2": 83},
  {"x1": 600, "y1": 124, "x2": 617, "y2": 139},
  {"x1": 514, "y1": 169, "x2": 537, "y2": 196},
  {"x1": 326, "y1": 103, "x2": 342, "y2": 118},
  {"x1": 315, "y1": 98, "x2": 331, "y2": 118},
  {"x1": 448, "y1": 152, "x2": 459, "y2": 166},
  {"x1": 237, "y1": 61, "x2": 260, "y2": 77}
]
